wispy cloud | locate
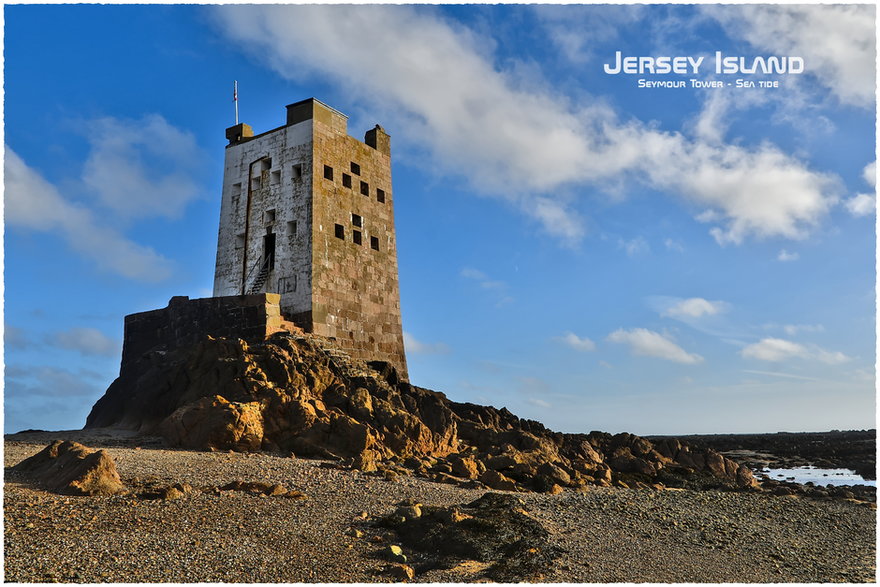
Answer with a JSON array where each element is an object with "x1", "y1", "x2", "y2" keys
[
  {"x1": 460, "y1": 268, "x2": 505, "y2": 290},
  {"x1": 705, "y1": 5, "x2": 875, "y2": 109},
  {"x1": 81, "y1": 115, "x2": 204, "y2": 220},
  {"x1": 403, "y1": 332, "x2": 450, "y2": 355},
  {"x1": 618, "y1": 237, "x2": 649, "y2": 257},
  {"x1": 607, "y1": 327, "x2": 704, "y2": 364},
  {"x1": 664, "y1": 238, "x2": 685, "y2": 253},
  {"x1": 661, "y1": 297, "x2": 729, "y2": 319},
  {"x1": 212, "y1": 5, "x2": 842, "y2": 247},
  {"x1": 5, "y1": 325, "x2": 32, "y2": 351},
  {"x1": 5, "y1": 365, "x2": 108, "y2": 399},
  {"x1": 557, "y1": 332, "x2": 596, "y2": 352},
  {"x1": 844, "y1": 161, "x2": 876, "y2": 217},
  {"x1": 777, "y1": 249, "x2": 799, "y2": 262},
  {"x1": 743, "y1": 369, "x2": 820, "y2": 382},
  {"x1": 776, "y1": 323, "x2": 825, "y2": 337},
  {"x1": 534, "y1": 5, "x2": 644, "y2": 65},
  {"x1": 49, "y1": 327, "x2": 120, "y2": 357},
  {"x1": 740, "y1": 337, "x2": 851, "y2": 365},
  {"x1": 460, "y1": 267, "x2": 513, "y2": 306},
  {"x1": 5, "y1": 147, "x2": 173, "y2": 282}
]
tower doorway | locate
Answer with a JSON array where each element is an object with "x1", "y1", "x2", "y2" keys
[{"x1": 263, "y1": 232, "x2": 276, "y2": 270}]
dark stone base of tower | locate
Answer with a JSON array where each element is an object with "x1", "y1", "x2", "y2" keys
[{"x1": 119, "y1": 294, "x2": 408, "y2": 381}]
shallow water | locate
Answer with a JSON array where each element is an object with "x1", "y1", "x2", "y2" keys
[{"x1": 755, "y1": 465, "x2": 875, "y2": 487}]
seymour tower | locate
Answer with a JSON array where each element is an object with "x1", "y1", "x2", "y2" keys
[{"x1": 213, "y1": 98, "x2": 408, "y2": 379}]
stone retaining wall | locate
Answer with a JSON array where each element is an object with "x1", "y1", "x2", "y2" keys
[{"x1": 121, "y1": 294, "x2": 298, "y2": 371}]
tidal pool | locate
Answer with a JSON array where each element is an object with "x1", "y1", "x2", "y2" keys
[{"x1": 755, "y1": 466, "x2": 875, "y2": 487}]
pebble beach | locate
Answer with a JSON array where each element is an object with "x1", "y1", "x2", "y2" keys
[{"x1": 4, "y1": 430, "x2": 876, "y2": 583}]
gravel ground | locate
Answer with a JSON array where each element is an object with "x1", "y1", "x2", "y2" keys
[{"x1": 4, "y1": 430, "x2": 876, "y2": 583}]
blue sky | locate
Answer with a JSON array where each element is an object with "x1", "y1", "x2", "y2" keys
[{"x1": 4, "y1": 4, "x2": 876, "y2": 435}]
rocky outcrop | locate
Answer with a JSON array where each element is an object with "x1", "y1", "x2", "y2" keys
[
  {"x1": 7, "y1": 440, "x2": 126, "y2": 496},
  {"x1": 85, "y1": 331, "x2": 757, "y2": 491},
  {"x1": 661, "y1": 430, "x2": 877, "y2": 480},
  {"x1": 87, "y1": 333, "x2": 457, "y2": 461}
]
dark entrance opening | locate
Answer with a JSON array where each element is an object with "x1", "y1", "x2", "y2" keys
[{"x1": 263, "y1": 232, "x2": 276, "y2": 270}]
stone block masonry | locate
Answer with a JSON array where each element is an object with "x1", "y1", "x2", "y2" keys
[
  {"x1": 120, "y1": 294, "x2": 298, "y2": 371},
  {"x1": 213, "y1": 98, "x2": 408, "y2": 379}
]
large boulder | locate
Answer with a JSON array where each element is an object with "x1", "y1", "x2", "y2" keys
[
  {"x1": 8, "y1": 440, "x2": 126, "y2": 496},
  {"x1": 159, "y1": 395, "x2": 264, "y2": 451}
]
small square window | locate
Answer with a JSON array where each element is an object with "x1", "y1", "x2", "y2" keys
[
  {"x1": 353, "y1": 230, "x2": 362, "y2": 245},
  {"x1": 292, "y1": 164, "x2": 303, "y2": 180},
  {"x1": 264, "y1": 209, "x2": 276, "y2": 223},
  {"x1": 376, "y1": 188, "x2": 386, "y2": 203},
  {"x1": 251, "y1": 177, "x2": 262, "y2": 190},
  {"x1": 236, "y1": 234, "x2": 246, "y2": 247},
  {"x1": 360, "y1": 181, "x2": 369, "y2": 196},
  {"x1": 370, "y1": 236, "x2": 380, "y2": 251},
  {"x1": 342, "y1": 173, "x2": 352, "y2": 189},
  {"x1": 324, "y1": 165, "x2": 334, "y2": 181},
  {"x1": 350, "y1": 162, "x2": 361, "y2": 176},
  {"x1": 261, "y1": 158, "x2": 272, "y2": 172},
  {"x1": 352, "y1": 213, "x2": 362, "y2": 227},
  {"x1": 270, "y1": 170, "x2": 281, "y2": 185},
  {"x1": 335, "y1": 224, "x2": 345, "y2": 240},
  {"x1": 287, "y1": 220, "x2": 297, "y2": 236},
  {"x1": 232, "y1": 182, "x2": 242, "y2": 196}
]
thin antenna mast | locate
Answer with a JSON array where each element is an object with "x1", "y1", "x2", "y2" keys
[{"x1": 233, "y1": 80, "x2": 239, "y2": 125}]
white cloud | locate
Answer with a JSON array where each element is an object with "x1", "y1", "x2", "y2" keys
[
  {"x1": 607, "y1": 328, "x2": 704, "y2": 364},
  {"x1": 81, "y1": 115, "x2": 204, "y2": 220},
  {"x1": 845, "y1": 161, "x2": 876, "y2": 216},
  {"x1": 558, "y1": 332, "x2": 596, "y2": 352},
  {"x1": 781, "y1": 324, "x2": 824, "y2": 336},
  {"x1": 664, "y1": 238, "x2": 685, "y2": 253},
  {"x1": 740, "y1": 337, "x2": 851, "y2": 364},
  {"x1": 662, "y1": 297, "x2": 728, "y2": 319},
  {"x1": 5, "y1": 148, "x2": 173, "y2": 282},
  {"x1": 777, "y1": 249, "x2": 799, "y2": 262},
  {"x1": 51, "y1": 327, "x2": 119, "y2": 357},
  {"x1": 212, "y1": 5, "x2": 840, "y2": 246},
  {"x1": 460, "y1": 267, "x2": 505, "y2": 289},
  {"x1": 863, "y1": 161, "x2": 876, "y2": 188},
  {"x1": 705, "y1": 5, "x2": 875, "y2": 109},
  {"x1": 403, "y1": 332, "x2": 450, "y2": 355},
  {"x1": 618, "y1": 236, "x2": 649, "y2": 257},
  {"x1": 845, "y1": 193, "x2": 876, "y2": 217},
  {"x1": 535, "y1": 5, "x2": 644, "y2": 65},
  {"x1": 743, "y1": 369, "x2": 819, "y2": 382}
]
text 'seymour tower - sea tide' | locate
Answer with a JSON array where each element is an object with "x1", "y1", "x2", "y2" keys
[{"x1": 213, "y1": 98, "x2": 407, "y2": 378}]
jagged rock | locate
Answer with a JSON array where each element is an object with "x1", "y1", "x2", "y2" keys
[
  {"x1": 85, "y1": 331, "x2": 759, "y2": 492},
  {"x1": 479, "y1": 469, "x2": 518, "y2": 491},
  {"x1": 160, "y1": 396, "x2": 264, "y2": 452},
  {"x1": 8, "y1": 440, "x2": 126, "y2": 496},
  {"x1": 450, "y1": 456, "x2": 481, "y2": 479},
  {"x1": 139, "y1": 482, "x2": 193, "y2": 501},
  {"x1": 88, "y1": 334, "x2": 458, "y2": 461},
  {"x1": 536, "y1": 462, "x2": 571, "y2": 486},
  {"x1": 385, "y1": 564, "x2": 415, "y2": 581},
  {"x1": 395, "y1": 505, "x2": 422, "y2": 520},
  {"x1": 218, "y1": 479, "x2": 305, "y2": 498},
  {"x1": 386, "y1": 545, "x2": 407, "y2": 563},
  {"x1": 385, "y1": 492, "x2": 562, "y2": 581}
]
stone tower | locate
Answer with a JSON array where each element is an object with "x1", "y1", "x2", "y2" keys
[{"x1": 213, "y1": 98, "x2": 408, "y2": 379}]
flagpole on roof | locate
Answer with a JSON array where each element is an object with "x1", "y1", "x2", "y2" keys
[{"x1": 234, "y1": 80, "x2": 239, "y2": 125}]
